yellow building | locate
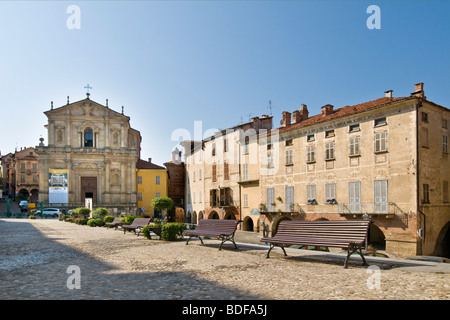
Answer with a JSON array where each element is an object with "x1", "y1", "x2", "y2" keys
[{"x1": 136, "y1": 158, "x2": 168, "y2": 218}]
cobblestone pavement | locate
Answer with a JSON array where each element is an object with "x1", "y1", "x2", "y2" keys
[{"x1": 0, "y1": 219, "x2": 449, "y2": 300}]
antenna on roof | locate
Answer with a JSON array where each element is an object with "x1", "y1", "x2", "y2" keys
[{"x1": 267, "y1": 100, "x2": 273, "y2": 116}]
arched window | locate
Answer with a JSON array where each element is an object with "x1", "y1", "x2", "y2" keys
[{"x1": 84, "y1": 128, "x2": 93, "y2": 147}]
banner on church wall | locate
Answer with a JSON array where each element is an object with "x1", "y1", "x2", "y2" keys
[{"x1": 49, "y1": 169, "x2": 68, "y2": 204}]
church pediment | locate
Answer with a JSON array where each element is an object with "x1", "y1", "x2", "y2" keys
[{"x1": 45, "y1": 98, "x2": 129, "y2": 120}]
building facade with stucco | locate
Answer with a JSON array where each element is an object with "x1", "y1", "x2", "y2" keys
[{"x1": 37, "y1": 94, "x2": 141, "y2": 214}]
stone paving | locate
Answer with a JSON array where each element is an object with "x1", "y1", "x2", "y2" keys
[{"x1": 0, "y1": 219, "x2": 449, "y2": 300}]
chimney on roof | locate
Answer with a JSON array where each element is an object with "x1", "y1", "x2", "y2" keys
[
  {"x1": 411, "y1": 82, "x2": 425, "y2": 98},
  {"x1": 292, "y1": 110, "x2": 301, "y2": 123},
  {"x1": 300, "y1": 104, "x2": 309, "y2": 120},
  {"x1": 385, "y1": 90, "x2": 393, "y2": 98},
  {"x1": 321, "y1": 104, "x2": 334, "y2": 116},
  {"x1": 280, "y1": 111, "x2": 291, "y2": 126},
  {"x1": 148, "y1": 158, "x2": 152, "y2": 163}
]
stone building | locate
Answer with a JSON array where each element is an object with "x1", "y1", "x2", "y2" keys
[
  {"x1": 257, "y1": 83, "x2": 449, "y2": 258},
  {"x1": 163, "y1": 147, "x2": 186, "y2": 215},
  {"x1": 13, "y1": 147, "x2": 40, "y2": 202},
  {"x1": 182, "y1": 82, "x2": 449, "y2": 259},
  {"x1": 182, "y1": 115, "x2": 273, "y2": 224},
  {"x1": 36, "y1": 93, "x2": 141, "y2": 214}
]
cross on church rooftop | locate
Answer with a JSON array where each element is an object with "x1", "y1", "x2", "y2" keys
[{"x1": 84, "y1": 84, "x2": 92, "y2": 98}]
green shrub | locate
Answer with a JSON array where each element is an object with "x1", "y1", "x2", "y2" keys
[
  {"x1": 71, "y1": 207, "x2": 91, "y2": 217},
  {"x1": 65, "y1": 216, "x2": 73, "y2": 223},
  {"x1": 28, "y1": 215, "x2": 37, "y2": 220},
  {"x1": 92, "y1": 207, "x2": 109, "y2": 219},
  {"x1": 142, "y1": 225, "x2": 152, "y2": 240},
  {"x1": 120, "y1": 215, "x2": 140, "y2": 224},
  {"x1": 87, "y1": 218, "x2": 104, "y2": 227},
  {"x1": 74, "y1": 217, "x2": 89, "y2": 225},
  {"x1": 161, "y1": 223, "x2": 186, "y2": 241},
  {"x1": 103, "y1": 215, "x2": 116, "y2": 223}
]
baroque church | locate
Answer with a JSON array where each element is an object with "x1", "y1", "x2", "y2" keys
[{"x1": 37, "y1": 91, "x2": 141, "y2": 214}]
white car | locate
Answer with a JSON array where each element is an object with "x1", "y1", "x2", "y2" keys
[{"x1": 35, "y1": 208, "x2": 62, "y2": 218}]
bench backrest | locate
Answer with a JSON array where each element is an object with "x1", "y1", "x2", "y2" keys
[
  {"x1": 130, "y1": 218, "x2": 151, "y2": 227},
  {"x1": 196, "y1": 219, "x2": 241, "y2": 233},
  {"x1": 274, "y1": 220, "x2": 370, "y2": 248}
]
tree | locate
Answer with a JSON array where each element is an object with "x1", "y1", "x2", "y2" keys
[{"x1": 151, "y1": 197, "x2": 174, "y2": 216}]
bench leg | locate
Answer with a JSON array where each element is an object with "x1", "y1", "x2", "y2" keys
[
  {"x1": 266, "y1": 244, "x2": 287, "y2": 258},
  {"x1": 344, "y1": 244, "x2": 368, "y2": 268},
  {"x1": 185, "y1": 236, "x2": 204, "y2": 245},
  {"x1": 219, "y1": 235, "x2": 238, "y2": 251}
]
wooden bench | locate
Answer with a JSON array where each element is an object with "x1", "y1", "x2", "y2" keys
[
  {"x1": 122, "y1": 218, "x2": 151, "y2": 236},
  {"x1": 183, "y1": 219, "x2": 242, "y2": 250},
  {"x1": 105, "y1": 217, "x2": 121, "y2": 229},
  {"x1": 261, "y1": 220, "x2": 371, "y2": 268}
]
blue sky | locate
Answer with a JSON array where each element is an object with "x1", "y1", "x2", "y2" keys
[{"x1": 0, "y1": 1, "x2": 449, "y2": 166}]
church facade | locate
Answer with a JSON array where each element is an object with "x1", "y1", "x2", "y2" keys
[{"x1": 37, "y1": 94, "x2": 141, "y2": 214}]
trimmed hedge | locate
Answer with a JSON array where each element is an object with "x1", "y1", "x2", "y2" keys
[{"x1": 161, "y1": 223, "x2": 186, "y2": 241}]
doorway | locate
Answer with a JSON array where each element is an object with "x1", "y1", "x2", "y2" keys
[{"x1": 81, "y1": 177, "x2": 97, "y2": 204}]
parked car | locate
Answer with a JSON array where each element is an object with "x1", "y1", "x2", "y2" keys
[
  {"x1": 35, "y1": 208, "x2": 62, "y2": 218},
  {"x1": 19, "y1": 200, "x2": 28, "y2": 212}
]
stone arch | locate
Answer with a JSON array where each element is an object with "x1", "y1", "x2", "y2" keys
[
  {"x1": 272, "y1": 215, "x2": 292, "y2": 236},
  {"x1": 18, "y1": 188, "x2": 29, "y2": 201},
  {"x1": 192, "y1": 211, "x2": 197, "y2": 224},
  {"x1": 223, "y1": 211, "x2": 237, "y2": 220},
  {"x1": 315, "y1": 217, "x2": 329, "y2": 221},
  {"x1": 242, "y1": 216, "x2": 255, "y2": 232},
  {"x1": 434, "y1": 222, "x2": 450, "y2": 259},
  {"x1": 208, "y1": 210, "x2": 220, "y2": 219},
  {"x1": 198, "y1": 211, "x2": 204, "y2": 221},
  {"x1": 367, "y1": 221, "x2": 386, "y2": 250}
]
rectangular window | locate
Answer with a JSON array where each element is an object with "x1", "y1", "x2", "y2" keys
[
  {"x1": 306, "y1": 185, "x2": 316, "y2": 204},
  {"x1": 199, "y1": 169, "x2": 202, "y2": 180},
  {"x1": 325, "y1": 129, "x2": 335, "y2": 138},
  {"x1": 138, "y1": 192, "x2": 142, "y2": 201},
  {"x1": 374, "y1": 131, "x2": 388, "y2": 153},
  {"x1": 307, "y1": 145, "x2": 315, "y2": 163},
  {"x1": 243, "y1": 163, "x2": 248, "y2": 181},
  {"x1": 307, "y1": 134, "x2": 315, "y2": 142},
  {"x1": 244, "y1": 194, "x2": 248, "y2": 208},
  {"x1": 212, "y1": 164, "x2": 217, "y2": 182},
  {"x1": 212, "y1": 142, "x2": 216, "y2": 156},
  {"x1": 223, "y1": 137, "x2": 228, "y2": 152},
  {"x1": 243, "y1": 137, "x2": 249, "y2": 155},
  {"x1": 443, "y1": 118, "x2": 448, "y2": 129},
  {"x1": 32, "y1": 163, "x2": 37, "y2": 173},
  {"x1": 285, "y1": 186, "x2": 294, "y2": 211},
  {"x1": 224, "y1": 162, "x2": 229, "y2": 180},
  {"x1": 156, "y1": 192, "x2": 160, "y2": 198},
  {"x1": 285, "y1": 149, "x2": 293, "y2": 165},
  {"x1": 443, "y1": 181, "x2": 449, "y2": 203},
  {"x1": 325, "y1": 141, "x2": 335, "y2": 160},
  {"x1": 138, "y1": 176, "x2": 142, "y2": 184},
  {"x1": 267, "y1": 188, "x2": 275, "y2": 211},
  {"x1": 349, "y1": 136, "x2": 360, "y2": 156},
  {"x1": 267, "y1": 154, "x2": 274, "y2": 168},
  {"x1": 156, "y1": 176, "x2": 160, "y2": 184},
  {"x1": 325, "y1": 183, "x2": 336, "y2": 204},
  {"x1": 349, "y1": 124, "x2": 360, "y2": 132},
  {"x1": 374, "y1": 180, "x2": 388, "y2": 213},
  {"x1": 20, "y1": 174, "x2": 25, "y2": 183},
  {"x1": 423, "y1": 184, "x2": 430, "y2": 204},
  {"x1": 374, "y1": 117, "x2": 387, "y2": 126},
  {"x1": 285, "y1": 139, "x2": 293, "y2": 146},
  {"x1": 20, "y1": 163, "x2": 25, "y2": 172},
  {"x1": 421, "y1": 112, "x2": 428, "y2": 122},
  {"x1": 443, "y1": 135, "x2": 448, "y2": 154},
  {"x1": 349, "y1": 182, "x2": 361, "y2": 213}
]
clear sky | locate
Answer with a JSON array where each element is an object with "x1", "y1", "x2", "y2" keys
[{"x1": 0, "y1": 1, "x2": 449, "y2": 166}]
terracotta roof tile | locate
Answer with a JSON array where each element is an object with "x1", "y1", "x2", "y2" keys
[
  {"x1": 279, "y1": 96, "x2": 417, "y2": 133},
  {"x1": 136, "y1": 159, "x2": 166, "y2": 170}
]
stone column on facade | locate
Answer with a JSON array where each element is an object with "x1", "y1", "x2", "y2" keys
[{"x1": 104, "y1": 159, "x2": 111, "y2": 203}]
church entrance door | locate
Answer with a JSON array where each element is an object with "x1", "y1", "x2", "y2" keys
[{"x1": 81, "y1": 177, "x2": 97, "y2": 204}]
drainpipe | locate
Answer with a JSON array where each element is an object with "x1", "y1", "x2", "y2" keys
[{"x1": 416, "y1": 100, "x2": 425, "y2": 255}]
